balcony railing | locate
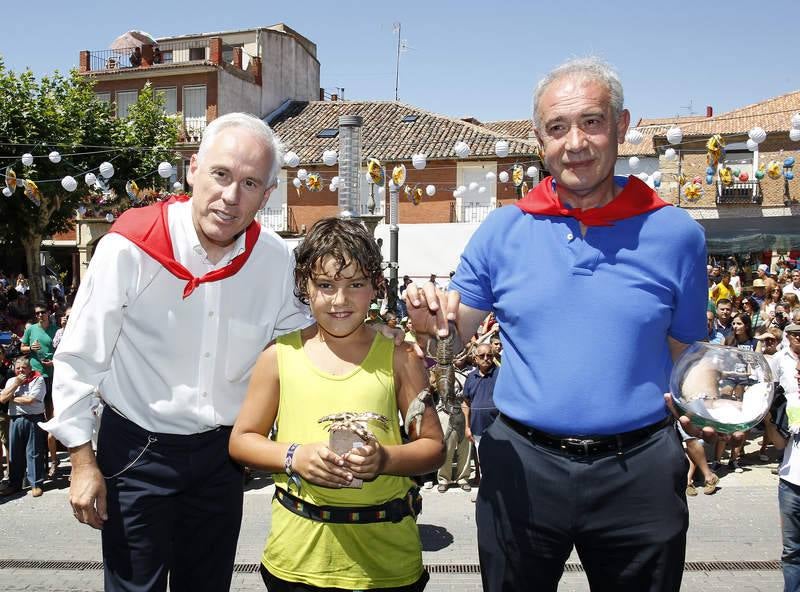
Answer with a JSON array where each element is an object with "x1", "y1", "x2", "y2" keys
[
  {"x1": 85, "y1": 40, "x2": 211, "y2": 73},
  {"x1": 450, "y1": 201, "x2": 493, "y2": 223},
  {"x1": 89, "y1": 48, "x2": 141, "y2": 71},
  {"x1": 257, "y1": 206, "x2": 298, "y2": 234},
  {"x1": 716, "y1": 182, "x2": 762, "y2": 205}
]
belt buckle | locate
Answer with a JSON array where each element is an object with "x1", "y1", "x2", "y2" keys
[{"x1": 562, "y1": 437, "x2": 592, "y2": 455}]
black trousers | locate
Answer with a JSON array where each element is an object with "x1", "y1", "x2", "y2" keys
[
  {"x1": 97, "y1": 407, "x2": 244, "y2": 592},
  {"x1": 475, "y1": 417, "x2": 688, "y2": 592}
]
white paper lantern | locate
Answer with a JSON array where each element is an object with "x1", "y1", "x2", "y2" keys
[
  {"x1": 485, "y1": 171, "x2": 497, "y2": 182},
  {"x1": 664, "y1": 148, "x2": 677, "y2": 161},
  {"x1": 625, "y1": 129, "x2": 644, "y2": 145},
  {"x1": 425, "y1": 184, "x2": 436, "y2": 197},
  {"x1": 292, "y1": 177, "x2": 302, "y2": 188},
  {"x1": 61, "y1": 176, "x2": 77, "y2": 192},
  {"x1": 478, "y1": 186, "x2": 487, "y2": 194},
  {"x1": 99, "y1": 161, "x2": 115, "y2": 179},
  {"x1": 666, "y1": 127, "x2": 683, "y2": 145},
  {"x1": 498, "y1": 171, "x2": 510, "y2": 183},
  {"x1": 85, "y1": 172, "x2": 97, "y2": 186},
  {"x1": 746, "y1": 139, "x2": 758, "y2": 151},
  {"x1": 453, "y1": 189, "x2": 461, "y2": 198},
  {"x1": 790, "y1": 128, "x2": 800, "y2": 142},
  {"x1": 527, "y1": 166, "x2": 539, "y2": 178},
  {"x1": 748, "y1": 127, "x2": 767, "y2": 144},
  {"x1": 468, "y1": 181, "x2": 479, "y2": 191},
  {"x1": 173, "y1": 181, "x2": 184, "y2": 191},
  {"x1": 328, "y1": 183, "x2": 336, "y2": 192},
  {"x1": 411, "y1": 153, "x2": 427, "y2": 170},
  {"x1": 792, "y1": 113, "x2": 800, "y2": 129},
  {"x1": 296, "y1": 168, "x2": 308, "y2": 181},
  {"x1": 284, "y1": 151, "x2": 301, "y2": 168},
  {"x1": 158, "y1": 161, "x2": 173, "y2": 178},
  {"x1": 331, "y1": 176, "x2": 340, "y2": 187},
  {"x1": 495, "y1": 140, "x2": 509, "y2": 158},
  {"x1": 628, "y1": 156, "x2": 640, "y2": 170},
  {"x1": 21, "y1": 153, "x2": 33, "y2": 166},
  {"x1": 454, "y1": 141, "x2": 471, "y2": 158},
  {"x1": 652, "y1": 171, "x2": 662, "y2": 183},
  {"x1": 637, "y1": 172, "x2": 649, "y2": 181},
  {"x1": 105, "y1": 213, "x2": 115, "y2": 223},
  {"x1": 457, "y1": 185, "x2": 466, "y2": 194},
  {"x1": 48, "y1": 151, "x2": 61, "y2": 163},
  {"x1": 2, "y1": 187, "x2": 12, "y2": 197},
  {"x1": 77, "y1": 205, "x2": 87, "y2": 216},
  {"x1": 322, "y1": 150, "x2": 338, "y2": 166}
]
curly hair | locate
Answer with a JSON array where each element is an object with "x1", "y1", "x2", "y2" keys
[{"x1": 293, "y1": 217, "x2": 385, "y2": 305}]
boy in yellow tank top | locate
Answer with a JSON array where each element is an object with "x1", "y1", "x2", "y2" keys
[{"x1": 230, "y1": 218, "x2": 445, "y2": 591}]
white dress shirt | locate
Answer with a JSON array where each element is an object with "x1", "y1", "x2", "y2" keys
[
  {"x1": 770, "y1": 346, "x2": 800, "y2": 397},
  {"x1": 43, "y1": 199, "x2": 312, "y2": 447}
]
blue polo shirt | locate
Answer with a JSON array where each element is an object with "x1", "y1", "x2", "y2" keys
[{"x1": 450, "y1": 179, "x2": 707, "y2": 435}]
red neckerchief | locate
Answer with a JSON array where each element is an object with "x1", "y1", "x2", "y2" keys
[
  {"x1": 109, "y1": 195, "x2": 261, "y2": 299},
  {"x1": 22, "y1": 370, "x2": 41, "y2": 385},
  {"x1": 515, "y1": 175, "x2": 670, "y2": 226}
]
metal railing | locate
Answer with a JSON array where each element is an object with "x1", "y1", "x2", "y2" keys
[
  {"x1": 87, "y1": 40, "x2": 210, "y2": 72},
  {"x1": 450, "y1": 201, "x2": 493, "y2": 223},
  {"x1": 716, "y1": 182, "x2": 762, "y2": 205},
  {"x1": 89, "y1": 48, "x2": 141, "y2": 71},
  {"x1": 182, "y1": 117, "x2": 207, "y2": 143},
  {"x1": 257, "y1": 206, "x2": 299, "y2": 234}
]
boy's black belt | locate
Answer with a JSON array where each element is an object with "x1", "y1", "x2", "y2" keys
[
  {"x1": 500, "y1": 414, "x2": 673, "y2": 456},
  {"x1": 274, "y1": 486, "x2": 422, "y2": 524}
]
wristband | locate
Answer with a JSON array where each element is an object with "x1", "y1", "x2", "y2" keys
[{"x1": 284, "y1": 443, "x2": 301, "y2": 492}]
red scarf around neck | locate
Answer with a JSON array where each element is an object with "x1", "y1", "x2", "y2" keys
[
  {"x1": 515, "y1": 175, "x2": 670, "y2": 226},
  {"x1": 109, "y1": 195, "x2": 260, "y2": 298},
  {"x1": 22, "y1": 370, "x2": 41, "y2": 385}
]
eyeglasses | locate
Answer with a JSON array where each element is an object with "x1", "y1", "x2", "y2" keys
[{"x1": 474, "y1": 353, "x2": 493, "y2": 360}]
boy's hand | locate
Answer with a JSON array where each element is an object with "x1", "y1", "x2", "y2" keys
[
  {"x1": 343, "y1": 440, "x2": 386, "y2": 481},
  {"x1": 292, "y1": 442, "x2": 354, "y2": 488}
]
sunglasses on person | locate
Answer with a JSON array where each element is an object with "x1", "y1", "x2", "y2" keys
[{"x1": 35, "y1": 310, "x2": 48, "y2": 315}]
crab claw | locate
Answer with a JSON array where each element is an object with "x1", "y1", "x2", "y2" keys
[{"x1": 404, "y1": 388, "x2": 433, "y2": 437}]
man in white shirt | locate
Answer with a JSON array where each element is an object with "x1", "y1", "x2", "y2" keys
[
  {"x1": 42, "y1": 113, "x2": 312, "y2": 592},
  {"x1": 771, "y1": 324, "x2": 800, "y2": 397},
  {"x1": 784, "y1": 269, "x2": 800, "y2": 299}
]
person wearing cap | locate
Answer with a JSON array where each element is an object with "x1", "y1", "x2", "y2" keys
[
  {"x1": 406, "y1": 57, "x2": 707, "y2": 591},
  {"x1": 758, "y1": 263, "x2": 771, "y2": 280},
  {"x1": 752, "y1": 278, "x2": 768, "y2": 308},
  {"x1": 364, "y1": 302, "x2": 383, "y2": 325},
  {"x1": 756, "y1": 327, "x2": 783, "y2": 357}
]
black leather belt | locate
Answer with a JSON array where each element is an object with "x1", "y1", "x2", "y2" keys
[
  {"x1": 500, "y1": 414, "x2": 673, "y2": 457},
  {"x1": 274, "y1": 486, "x2": 422, "y2": 524}
]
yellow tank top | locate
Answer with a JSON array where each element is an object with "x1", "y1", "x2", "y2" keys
[{"x1": 263, "y1": 330, "x2": 423, "y2": 589}]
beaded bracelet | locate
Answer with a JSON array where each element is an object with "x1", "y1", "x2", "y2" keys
[{"x1": 285, "y1": 443, "x2": 301, "y2": 492}]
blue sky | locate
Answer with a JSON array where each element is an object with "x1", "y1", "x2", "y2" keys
[{"x1": 2, "y1": 0, "x2": 798, "y2": 126}]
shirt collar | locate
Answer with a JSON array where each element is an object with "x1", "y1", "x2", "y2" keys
[{"x1": 175, "y1": 199, "x2": 248, "y2": 266}]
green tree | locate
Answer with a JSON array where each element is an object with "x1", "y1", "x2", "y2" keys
[{"x1": 0, "y1": 61, "x2": 179, "y2": 302}]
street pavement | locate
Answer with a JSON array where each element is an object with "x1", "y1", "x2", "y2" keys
[{"x1": 0, "y1": 440, "x2": 788, "y2": 591}]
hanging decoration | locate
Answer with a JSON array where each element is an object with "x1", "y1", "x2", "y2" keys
[
  {"x1": 706, "y1": 134, "x2": 725, "y2": 168},
  {"x1": 664, "y1": 148, "x2": 677, "y2": 161},
  {"x1": 511, "y1": 164, "x2": 524, "y2": 188},
  {"x1": 790, "y1": 129, "x2": 800, "y2": 142},
  {"x1": 666, "y1": 127, "x2": 683, "y2": 145},
  {"x1": 747, "y1": 139, "x2": 758, "y2": 151},
  {"x1": 391, "y1": 164, "x2": 407, "y2": 187},
  {"x1": 296, "y1": 168, "x2": 308, "y2": 182},
  {"x1": 748, "y1": 127, "x2": 767, "y2": 144},
  {"x1": 125, "y1": 180, "x2": 142, "y2": 203},
  {"x1": 651, "y1": 171, "x2": 662, "y2": 188},
  {"x1": 468, "y1": 181, "x2": 479, "y2": 191},
  {"x1": 157, "y1": 162, "x2": 173, "y2": 178},
  {"x1": 405, "y1": 185, "x2": 424, "y2": 205},
  {"x1": 48, "y1": 151, "x2": 61, "y2": 164},
  {"x1": 766, "y1": 160, "x2": 782, "y2": 180},
  {"x1": 718, "y1": 167, "x2": 733, "y2": 186},
  {"x1": 21, "y1": 153, "x2": 33, "y2": 167},
  {"x1": 85, "y1": 172, "x2": 97, "y2": 186},
  {"x1": 306, "y1": 172, "x2": 322, "y2": 192},
  {"x1": 681, "y1": 181, "x2": 703, "y2": 202},
  {"x1": 628, "y1": 156, "x2": 640, "y2": 170},
  {"x1": 5, "y1": 168, "x2": 18, "y2": 191},
  {"x1": 292, "y1": 177, "x2": 302, "y2": 188},
  {"x1": 527, "y1": 165, "x2": 538, "y2": 178},
  {"x1": 411, "y1": 153, "x2": 427, "y2": 170},
  {"x1": 739, "y1": 172, "x2": 749, "y2": 182},
  {"x1": 322, "y1": 150, "x2": 338, "y2": 166},
  {"x1": 99, "y1": 161, "x2": 115, "y2": 179},
  {"x1": 284, "y1": 151, "x2": 301, "y2": 168},
  {"x1": 792, "y1": 113, "x2": 800, "y2": 129},
  {"x1": 498, "y1": 171, "x2": 509, "y2": 183},
  {"x1": 173, "y1": 181, "x2": 184, "y2": 192},
  {"x1": 105, "y1": 213, "x2": 115, "y2": 223},
  {"x1": 755, "y1": 164, "x2": 765, "y2": 180},
  {"x1": 61, "y1": 176, "x2": 78, "y2": 192},
  {"x1": 367, "y1": 158, "x2": 384, "y2": 185},
  {"x1": 453, "y1": 141, "x2": 471, "y2": 158},
  {"x1": 625, "y1": 129, "x2": 644, "y2": 145},
  {"x1": 24, "y1": 179, "x2": 42, "y2": 206},
  {"x1": 485, "y1": 171, "x2": 497, "y2": 182},
  {"x1": 785, "y1": 157, "x2": 796, "y2": 181},
  {"x1": 425, "y1": 184, "x2": 436, "y2": 197},
  {"x1": 495, "y1": 140, "x2": 509, "y2": 158}
]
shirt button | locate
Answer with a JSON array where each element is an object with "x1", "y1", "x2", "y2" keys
[
  {"x1": 204, "y1": 352, "x2": 211, "y2": 358},
  {"x1": 202, "y1": 391, "x2": 208, "y2": 398},
  {"x1": 566, "y1": 233, "x2": 574, "y2": 241},
  {"x1": 208, "y1": 311, "x2": 214, "y2": 318}
]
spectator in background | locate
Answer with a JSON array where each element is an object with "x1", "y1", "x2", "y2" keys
[
  {"x1": 725, "y1": 313, "x2": 756, "y2": 351},
  {"x1": 153, "y1": 46, "x2": 163, "y2": 64},
  {"x1": 752, "y1": 279, "x2": 768, "y2": 308},
  {"x1": 490, "y1": 335, "x2": 502, "y2": 366},
  {"x1": 784, "y1": 269, "x2": 800, "y2": 300},
  {"x1": 129, "y1": 47, "x2": 142, "y2": 67},
  {"x1": 707, "y1": 310, "x2": 724, "y2": 344},
  {"x1": 462, "y1": 343, "x2": 499, "y2": 502},
  {"x1": 714, "y1": 299, "x2": 734, "y2": 341},
  {"x1": 0, "y1": 346, "x2": 12, "y2": 481},
  {"x1": 757, "y1": 263, "x2": 771, "y2": 281},
  {"x1": 710, "y1": 271, "x2": 737, "y2": 304},
  {"x1": 364, "y1": 303, "x2": 382, "y2": 325},
  {"x1": 15, "y1": 274, "x2": 29, "y2": 295},
  {"x1": 52, "y1": 307, "x2": 71, "y2": 351},
  {"x1": 742, "y1": 297, "x2": 764, "y2": 331}
]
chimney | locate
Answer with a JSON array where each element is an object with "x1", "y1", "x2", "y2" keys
[
  {"x1": 319, "y1": 88, "x2": 325, "y2": 101},
  {"x1": 79, "y1": 50, "x2": 90, "y2": 73},
  {"x1": 232, "y1": 47, "x2": 243, "y2": 69},
  {"x1": 706, "y1": 105, "x2": 713, "y2": 117},
  {"x1": 209, "y1": 37, "x2": 223, "y2": 65}
]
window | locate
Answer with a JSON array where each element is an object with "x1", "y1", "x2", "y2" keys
[
  {"x1": 161, "y1": 50, "x2": 174, "y2": 63},
  {"x1": 189, "y1": 47, "x2": 206, "y2": 61},
  {"x1": 401, "y1": 115, "x2": 418, "y2": 123},
  {"x1": 222, "y1": 43, "x2": 243, "y2": 64},
  {"x1": 316, "y1": 128, "x2": 338, "y2": 138},
  {"x1": 155, "y1": 87, "x2": 177, "y2": 115},
  {"x1": 95, "y1": 92, "x2": 111, "y2": 104},
  {"x1": 116, "y1": 90, "x2": 138, "y2": 118},
  {"x1": 183, "y1": 85, "x2": 207, "y2": 140}
]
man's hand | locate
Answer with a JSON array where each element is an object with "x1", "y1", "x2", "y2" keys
[
  {"x1": 292, "y1": 442, "x2": 354, "y2": 488},
  {"x1": 343, "y1": 440, "x2": 386, "y2": 481},
  {"x1": 403, "y1": 281, "x2": 461, "y2": 338},
  {"x1": 663, "y1": 393, "x2": 718, "y2": 441},
  {"x1": 68, "y1": 443, "x2": 107, "y2": 530},
  {"x1": 465, "y1": 426, "x2": 474, "y2": 443}
]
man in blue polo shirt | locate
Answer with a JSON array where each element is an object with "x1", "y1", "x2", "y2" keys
[{"x1": 406, "y1": 57, "x2": 706, "y2": 591}]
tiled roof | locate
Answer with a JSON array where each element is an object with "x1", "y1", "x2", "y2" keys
[
  {"x1": 619, "y1": 116, "x2": 709, "y2": 157},
  {"x1": 268, "y1": 101, "x2": 541, "y2": 164},
  {"x1": 482, "y1": 119, "x2": 537, "y2": 142}
]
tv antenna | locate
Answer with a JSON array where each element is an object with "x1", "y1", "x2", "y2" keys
[{"x1": 393, "y1": 22, "x2": 408, "y2": 101}]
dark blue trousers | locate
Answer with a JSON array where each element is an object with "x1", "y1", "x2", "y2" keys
[
  {"x1": 97, "y1": 408, "x2": 244, "y2": 592},
  {"x1": 8, "y1": 414, "x2": 46, "y2": 488},
  {"x1": 475, "y1": 417, "x2": 688, "y2": 592}
]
